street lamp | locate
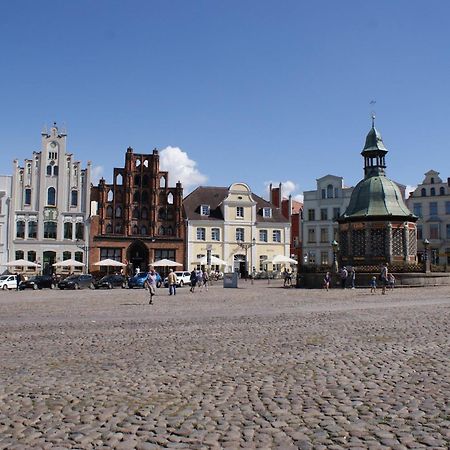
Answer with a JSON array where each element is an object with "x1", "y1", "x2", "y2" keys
[
  {"x1": 423, "y1": 238, "x2": 430, "y2": 273},
  {"x1": 331, "y1": 240, "x2": 339, "y2": 273},
  {"x1": 237, "y1": 237, "x2": 256, "y2": 279}
]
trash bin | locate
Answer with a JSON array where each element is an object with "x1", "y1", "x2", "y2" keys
[{"x1": 223, "y1": 272, "x2": 238, "y2": 288}]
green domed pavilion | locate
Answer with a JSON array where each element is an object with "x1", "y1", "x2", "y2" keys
[{"x1": 337, "y1": 119, "x2": 418, "y2": 266}]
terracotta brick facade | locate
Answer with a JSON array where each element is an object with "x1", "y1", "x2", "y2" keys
[{"x1": 89, "y1": 147, "x2": 185, "y2": 274}]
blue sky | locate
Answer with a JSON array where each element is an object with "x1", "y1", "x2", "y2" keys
[{"x1": 1, "y1": 1, "x2": 449, "y2": 199}]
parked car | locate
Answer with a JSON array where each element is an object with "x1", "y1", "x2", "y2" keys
[
  {"x1": 127, "y1": 272, "x2": 162, "y2": 289},
  {"x1": 163, "y1": 271, "x2": 192, "y2": 287},
  {"x1": 58, "y1": 274, "x2": 94, "y2": 290},
  {"x1": 0, "y1": 275, "x2": 18, "y2": 290},
  {"x1": 19, "y1": 275, "x2": 56, "y2": 290},
  {"x1": 94, "y1": 274, "x2": 127, "y2": 289}
]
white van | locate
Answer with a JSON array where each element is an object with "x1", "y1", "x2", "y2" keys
[{"x1": 0, "y1": 275, "x2": 18, "y2": 290}]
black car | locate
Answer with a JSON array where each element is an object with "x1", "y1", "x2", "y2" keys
[
  {"x1": 58, "y1": 274, "x2": 94, "y2": 290},
  {"x1": 19, "y1": 275, "x2": 56, "y2": 290},
  {"x1": 94, "y1": 274, "x2": 126, "y2": 289}
]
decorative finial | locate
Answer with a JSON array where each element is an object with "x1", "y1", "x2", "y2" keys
[
  {"x1": 371, "y1": 113, "x2": 375, "y2": 128},
  {"x1": 369, "y1": 100, "x2": 376, "y2": 128}
]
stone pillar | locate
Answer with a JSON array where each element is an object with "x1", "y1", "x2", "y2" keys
[
  {"x1": 403, "y1": 222, "x2": 409, "y2": 263},
  {"x1": 387, "y1": 222, "x2": 393, "y2": 264}
]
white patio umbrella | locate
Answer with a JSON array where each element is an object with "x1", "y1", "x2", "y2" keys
[
  {"x1": 152, "y1": 258, "x2": 182, "y2": 267},
  {"x1": 93, "y1": 258, "x2": 126, "y2": 267},
  {"x1": 197, "y1": 255, "x2": 227, "y2": 266},
  {"x1": 5, "y1": 259, "x2": 41, "y2": 268},
  {"x1": 266, "y1": 255, "x2": 298, "y2": 265},
  {"x1": 53, "y1": 259, "x2": 85, "y2": 268}
]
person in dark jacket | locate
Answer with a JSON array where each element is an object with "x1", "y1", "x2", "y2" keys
[{"x1": 190, "y1": 269, "x2": 197, "y2": 292}]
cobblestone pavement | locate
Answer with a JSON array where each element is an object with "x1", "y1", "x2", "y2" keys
[{"x1": 0, "y1": 282, "x2": 449, "y2": 449}]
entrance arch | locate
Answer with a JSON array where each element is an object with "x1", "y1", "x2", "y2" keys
[
  {"x1": 233, "y1": 254, "x2": 246, "y2": 278},
  {"x1": 127, "y1": 240, "x2": 149, "y2": 273}
]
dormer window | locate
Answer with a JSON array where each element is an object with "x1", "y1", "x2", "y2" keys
[
  {"x1": 236, "y1": 206, "x2": 244, "y2": 218},
  {"x1": 200, "y1": 204, "x2": 210, "y2": 216},
  {"x1": 263, "y1": 207, "x2": 272, "y2": 218}
]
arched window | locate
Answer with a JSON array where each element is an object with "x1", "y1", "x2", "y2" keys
[
  {"x1": 430, "y1": 177, "x2": 435, "y2": 184},
  {"x1": 53, "y1": 165, "x2": 59, "y2": 176},
  {"x1": 440, "y1": 187, "x2": 445, "y2": 195},
  {"x1": 106, "y1": 205, "x2": 113, "y2": 218},
  {"x1": 136, "y1": 159, "x2": 141, "y2": 167},
  {"x1": 142, "y1": 175, "x2": 149, "y2": 186},
  {"x1": 143, "y1": 159, "x2": 148, "y2": 167},
  {"x1": 46, "y1": 165, "x2": 52, "y2": 175},
  {"x1": 105, "y1": 224, "x2": 112, "y2": 234},
  {"x1": 116, "y1": 173, "x2": 123, "y2": 185},
  {"x1": 141, "y1": 207, "x2": 148, "y2": 219},
  {"x1": 421, "y1": 188, "x2": 426, "y2": 197},
  {"x1": 24, "y1": 188, "x2": 32, "y2": 205},
  {"x1": 158, "y1": 226, "x2": 165, "y2": 235},
  {"x1": 47, "y1": 187, "x2": 56, "y2": 206},
  {"x1": 132, "y1": 225, "x2": 139, "y2": 235},
  {"x1": 326, "y1": 184, "x2": 333, "y2": 199},
  {"x1": 142, "y1": 191, "x2": 149, "y2": 203},
  {"x1": 71, "y1": 190, "x2": 78, "y2": 207},
  {"x1": 132, "y1": 207, "x2": 139, "y2": 219},
  {"x1": 115, "y1": 223, "x2": 122, "y2": 234},
  {"x1": 141, "y1": 226, "x2": 147, "y2": 235},
  {"x1": 167, "y1": 192, "x2": 174, "y2": 204},
  {"x1": 115, "y1": 206, "x2": 122, "y2": 218},
  {"x1": 133, "y1": 191, "x2": 139, "y2": 202},
  {"x1": 431, "y1": 187, "x2": 436, "y2": 196},
  {"x1": 160, "y1": 177, "x2": 166, "y2": 188},
  {"x1": 107, "y1": 190, "x2": 113, "y2": 202}
]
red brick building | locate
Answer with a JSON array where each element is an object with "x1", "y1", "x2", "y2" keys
[
  {"x1": 269, "y1": 183, "x2": 303, "y2": 262},
  {"x1": 89, "y1": 147, "x2": 185, "y2": 274}
]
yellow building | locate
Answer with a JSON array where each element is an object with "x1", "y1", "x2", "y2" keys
[{"x1": 184, "y1": 183, "x2": 291, "y2": 276}]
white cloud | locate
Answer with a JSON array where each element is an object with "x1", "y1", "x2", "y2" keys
[
  {"x1": 159, "y1": 146, "x2": 207, "y2": 193},
  {"x1": 91, "y1": 165, "x2": 104, "y2": 184},
  {"x1": 264, "y1": 180, "x2": 303, "y2": 202},
  {"x1": 405, "y1": 185, "x2": 417, "y2": 199}
]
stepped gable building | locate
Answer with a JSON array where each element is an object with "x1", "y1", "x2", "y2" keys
[
  {"x1": 0, "y1": 175, "x2": 12, "y2": 272},
  {"x1": 9, "y1": 124, "x2": 91, "y2": 274},
  {"x1": 406, "y1": 170, "x2": 450, "y2": 266},
  {"x1": 184, "y1": 183, "x2": 291, "y2": 277},
  {"x1": 269, "y1": 183, "x2": 303, "y2": 262},
  {"x1": 89, "y1": 147, "x2": 185, "y2": 273},
  {"x1": 337, "y1": 118, "x2": 417, "y2": 266}
]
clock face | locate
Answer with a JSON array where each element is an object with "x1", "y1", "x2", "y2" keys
[{"x1": 50, "y1": 141, "x2": 57, "y2": 148}]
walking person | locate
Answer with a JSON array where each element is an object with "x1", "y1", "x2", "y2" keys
[
  {"x1": 145, "y1": 266, "x2": 157, "y2": 304},
  {"x1": 15, "y1": 272, "x2": 21, "y2": 291},
  {"x1": 349, "y1": 267, "x2": 356, "y2": 289},
  {"x1": 200, "y1": 270, "x2": 209, "y2": 292},
  {"x1": 340, "y1": 267, "x2": 348, "y2": 289},
  {"x1": 388, "y1": 273, "x2": 396, "y2": 291},
  {"x1": 167, "y1": 269, "x2": 177, "y2": 296},
  {"x1": 323, "y1": 272, "x2": 331, "y2": 291},
  {"x1": 190, "y1": 269, "x2": 197, "y2": 293},
  {"x1": 370, "y1": 276, "x2": 377, "y2": 294},
  {"x1": 380, "y1": 263, "x2": 389, "y2": 295}
]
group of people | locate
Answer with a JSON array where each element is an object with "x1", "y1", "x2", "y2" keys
[
  {"x1": 323, "y1": 263, "x2": 395, "y2": 294},
  {"x1": 189, "y1": 269, "x2": 209, "y2": 293}
]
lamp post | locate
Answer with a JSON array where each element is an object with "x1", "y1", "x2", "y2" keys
[
  {"x1": 237, "y1": 237, "x2": 256, "y2": 280},
  {"x1": 423, "y1": 238, "x2": 430, "y2": 273},
  {"x1": 76, "y1": 240, "x2": 89, "y2": 274},
  {"x1": 331, "y1": 240, "x2": 339, "y2": 274}
]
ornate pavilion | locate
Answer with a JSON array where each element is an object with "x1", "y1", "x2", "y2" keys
[{"x1": 337, "y1": 119, "x2": 418, "y2": 267}]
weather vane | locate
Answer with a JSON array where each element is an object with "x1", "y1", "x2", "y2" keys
[{"x1": 369, "y1": 100, "x2": 376, "y2": 126}]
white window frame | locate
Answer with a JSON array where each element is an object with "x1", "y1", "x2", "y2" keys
[
  {"x1": 263, "y1": 207, "x2": 272, "y2": 218},
  {"x1": 211, "y1": 228, "x2": 220, "y2": 241},
  {"x1": 196, "y1": 227, "x2": 206, "y2": 241},
  {"x1": 259, "y1": 229, "x2": 268, "y2": 242},
  {"x1": 236, "y1": 206, "x2": 244, "y2": 218},
  {"x1": 200, "y1": 204, "x2": 210, "y2": 216},
  {"x1": 272, "y1": 230, "x2": 281, "y2": 243},
  {"x1": 236, "y1": 228, "x2": 244, "y2": 241}
]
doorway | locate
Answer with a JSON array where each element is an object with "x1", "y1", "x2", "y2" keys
[
  {"x1": 127, "y1": 240, "x2": 149, "y2": 274},
  {"x1": 234, "y1": 254, "x2": 247, "y2": 278},
  {"x1": 43, "y1": 251, "x2": 56, "y2": 275}
]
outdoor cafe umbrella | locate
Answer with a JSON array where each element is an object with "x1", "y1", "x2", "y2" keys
[
  {"x1": 52, "y1": 259, "x2": 85, "y2": 268},
  {"x1": 266, "y1": 255, "x2": 298, "y2": 265},
  {"x1": 197, "y1": 255, "x2": 227, "y2": 266},
  {"x1": 152, "y1": 259, "x2": 182, "y2": 267},
  {"x1": 93, "y1": 259, "x2": 126, "y2": 267},
  {"x1": 5, "y1": 259, "x2": 41, "y2": 268}
]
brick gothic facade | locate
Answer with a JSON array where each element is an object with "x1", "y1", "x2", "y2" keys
[{"x1": 89, "y1": 147, "x2": 185, "y2": 274}]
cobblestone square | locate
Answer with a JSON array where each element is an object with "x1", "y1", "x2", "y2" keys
[{"x1": 0, "y1": 282, "x2": 449, "y2": 449}]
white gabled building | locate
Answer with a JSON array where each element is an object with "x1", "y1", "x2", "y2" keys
[
  {"x1": 9, "y1": 124, "x2": 91, "y2": 274},
  {"x1": 302, "y1": 175, "x2": 353, "y2": 266},
  {"x1": 0, "y1": 175, "x2": 12, "y2": 273}
]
